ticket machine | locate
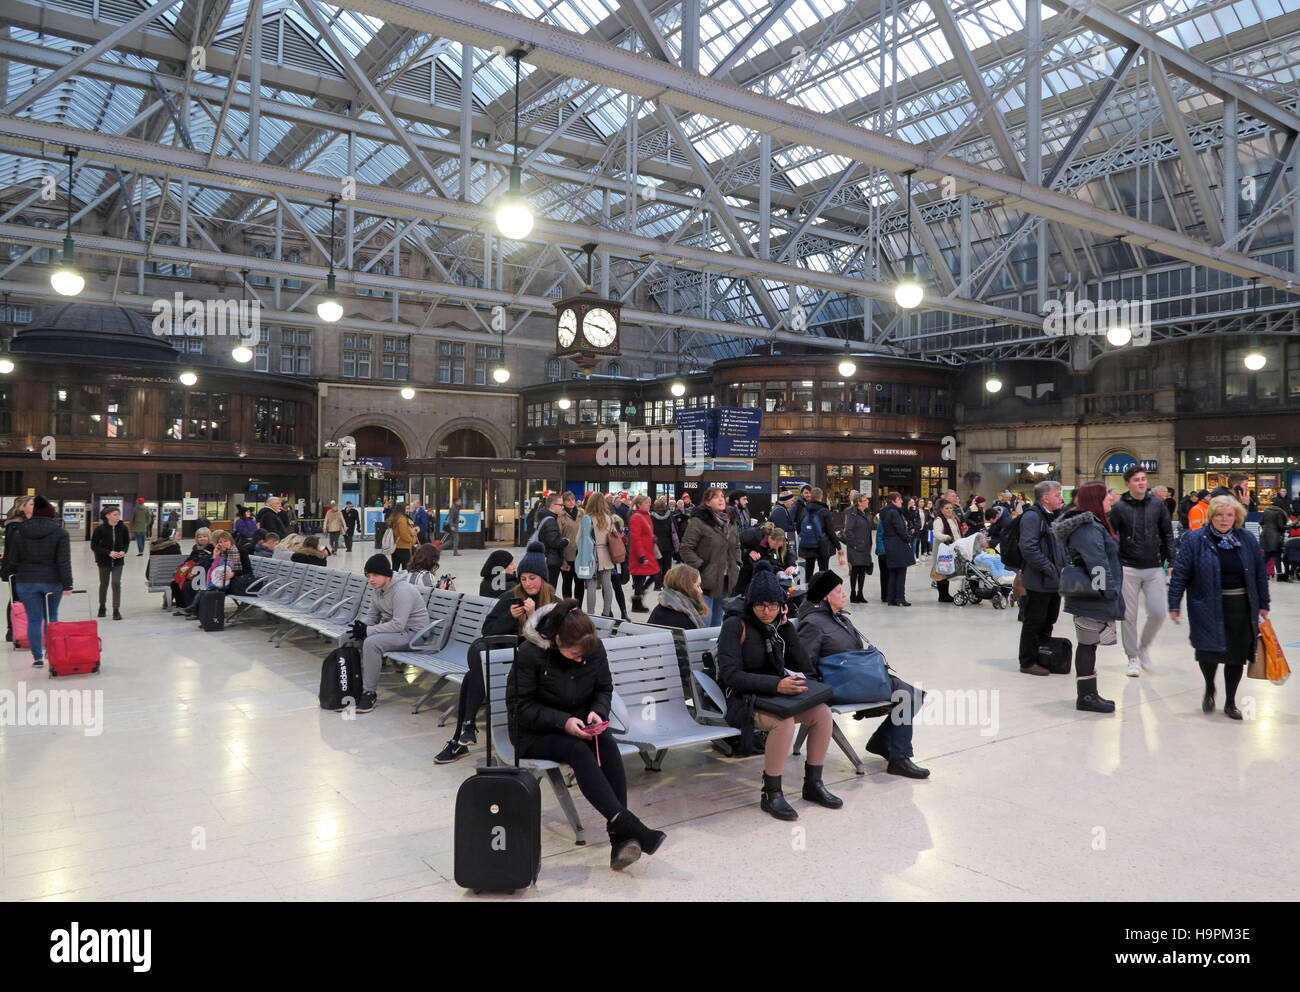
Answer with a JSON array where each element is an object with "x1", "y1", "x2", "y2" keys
[{"x1": 60, "y1": 499, "x2": 88, "y2": 539}]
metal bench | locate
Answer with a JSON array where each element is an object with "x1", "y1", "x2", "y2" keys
[
  {"x1": 486, "y1": 647, "x2": 638, "y2": 846},
  {"x1": 603, "y1": 631, "x2": 740, "y2": 771},
  {"x1": 386, "y1": 593, "x2": 497, "y2": 716},
  {"x1": 262, "y1": 569, "x2": 352, "y2": 642},
  {"x1": 145, "y1": 554, "x2": 185, "y2": 609},
  {"x1": 791, "y1": 696, "x2": 893, "y2": 775},
  {"x1": 589, "y1": 615, "x2": 618, "y2": 635}
]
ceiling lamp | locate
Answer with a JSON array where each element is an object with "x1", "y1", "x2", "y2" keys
[
  {"x1": 557, "y1": 394, "x2": 571, "y2": 410},
  {"x1": 985, "y1": 362, "x2": 1002, "y2": 393},
  {"x1": 400, "y1": 386, "x2": 416, "y2": 400},
  {"x1": 232, "y1": 268, "x2": 254, "y2": 362},
  {"x1": 496, "y1": 50, "x2": 534, "y2": 241},
  {"x1": 669, "y1": 327, "x2": 686, "y2": 396},
  {"x1": 179, "y1": 371, "x2": 198, "y2": 386},
  {"x1": 0, "y1": 352, "x2": 13, "y2": 375},
  {"x1": 1106, "y1": 324, "x2": 1132, "y2": 347},
  {"x1": 50, "y1": 149, "x2": 84, "y2": 297},
  {"x1": 670, "y1": 379, "x2": 686, "y2": 397},
  {"x1": 837, "y1": 340, "x2": 856, "y2": 378},
  {"x1": 893, "y1": 172, "x2": 922, "y2": 310},
  {"x1": 316, "y1": 196, "x2": 343, "y2": 322},
  {"x1": 493, "y1": 311, "x2": 510, "y2": 383},
  {"x1": 1244, "y1": 280, "x2": 1265, "y2": 370}
]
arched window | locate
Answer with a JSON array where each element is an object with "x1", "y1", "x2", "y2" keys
[
  {"x1": 251, "y1": 245, "x2": 270, "y2": 286},
  {"x1": 546, "y1": 359, "x2": 562, "y2": 382},
  {"x1": 283, "y1": 248, "x2": 301, "y2": 290},
  {"x1": 606, "y1": 360, "x2": 622, "y2": 378}
]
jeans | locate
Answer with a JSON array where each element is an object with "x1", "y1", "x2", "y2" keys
[
  {"x1": 703, "y1": 594, "x2": 726, "y2": 627},
  {"x1": 1018, "y1": 590, "x2": 1061, "y2": 668},
  {"x1": 885, "y1": 566, "x2": 908, "y2": 604},
  {"x1": 877, "y1": 555, "x2": 889, "y2": 601},
  {"x1": 1120, "y1": 565, "x2": 1166, "y2": 658},
  {"x1": 866, "y1": 675, "x2": 918, "y2": 759},
  {"x1": 15, "y1": 581, "x2": 62, "y2": 661},
  {"x1": 344, "y1": 528, "x2": 354, "y2": 552},
  {"x1": 446, "y1": 529, "x2": 460, "y2": 552},
  {"x1": 135, "y1": 532, "x2": 146, "y2": 554},
  {"x1": 97, "y1": 563, "x2": 123, "y2": 610}
]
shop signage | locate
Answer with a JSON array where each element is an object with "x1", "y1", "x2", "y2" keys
[
  {"x1": 182, "y1": 498, "x2": 199, "y2": 521},
  {"x1": 871, "y1": 447, "x2": 918, "y2": 457},
  {"x1": 778, "y1": 477, "x2": 810, "y2": 488},
  {"x1": 1101, "y1": 453, "x2": 1158, "y2": 474},
  {"x1": 354, "y1": 457, "x2": 391, "y2": 470},
  {"x1": 879, "y1": 464, "x2": 914, "y2": 484},
  {"x1": 487, "y1": 464, "x2": 516, "y2": 476},
  {"x1": 704, "y1": 482, "x2": 769, "y2": 493},
  {"x1": 1206, "y1": 454, "x2": 1290, "y2": 466}
]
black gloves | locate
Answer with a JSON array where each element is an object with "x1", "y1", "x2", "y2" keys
[{"x1": 349, "y1": 619, "x2": 368, "y2": 642}]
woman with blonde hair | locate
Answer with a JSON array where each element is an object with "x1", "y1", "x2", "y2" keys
[
  {"x1": 647, "y1": 563, "x2": 710, "y2": 629},
  {"x1": 576, "y1": 490, "x2": 617, "y2": 617},
  {"x1": 736, "y1": 521, "x2": 797, "y2": 596}
]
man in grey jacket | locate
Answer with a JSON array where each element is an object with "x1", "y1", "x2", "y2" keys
[
  {"x1": 1018, "y1": 480, "x2": 1066, "y2": 675},
  {"x1": 350, "y1": 554, "x2": 428, "y2": 712},
  {"x1": 1108, "y1": 465, "x2": 1174, "y2": 677}
]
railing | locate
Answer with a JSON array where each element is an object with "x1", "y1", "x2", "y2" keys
[{"x1": 1075, "y1": 389, "x2": 1173, "y2": 418}]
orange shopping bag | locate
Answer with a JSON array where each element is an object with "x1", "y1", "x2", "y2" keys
[{"x1": 1254, "y1": 618, "x2": 1291, "y2": 686}]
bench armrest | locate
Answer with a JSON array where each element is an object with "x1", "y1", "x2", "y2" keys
[
  {"x1": 407, "y1": 619, "x2": 445, "y2": 650},
  {"x1": 692, "y1": 671, "x2": 728, "y2": 714}
]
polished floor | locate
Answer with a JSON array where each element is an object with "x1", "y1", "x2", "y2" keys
[{"x1": 1, "y1": 542, "x2": 1296, "y2": 901}]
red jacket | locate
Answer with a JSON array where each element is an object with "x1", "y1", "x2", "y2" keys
[{"x1": 629, "y1": 509, "x2": 659, "y2": 575}]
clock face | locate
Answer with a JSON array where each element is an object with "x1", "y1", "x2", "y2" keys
[
  {"x1": 583, "y1": 307, "x2": 617, "y2": 348},
  {"x1": 557, "y1": 308, "x2": 577, "y2": 348}
]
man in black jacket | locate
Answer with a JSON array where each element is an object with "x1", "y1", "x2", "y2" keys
[
  {"x1": 532, "y1": 493, "x2": 570, "y2": 584},
  {"x1": 880, "y1": 492, "x2": 916, "y2": 606},
  {"x1": 257, "y1": 497, "x2": 286, "y2": 538},
  {"x1": 1018, "y1": 480, "x2": 1066, "y2": 674},
  {"x1": 342, "y1": 502, "x2": 360, "y2": 551},
  {"x1": 1108, "y1": 466, "x2": 1173, "y2": 677}
]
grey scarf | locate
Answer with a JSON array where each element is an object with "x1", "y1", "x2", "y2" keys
[{"x1": 657, "y1": 587, "x2": 706, "y2": 628}]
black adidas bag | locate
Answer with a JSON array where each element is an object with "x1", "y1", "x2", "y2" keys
[
  {"x1": 197, "y1": 590, "x2": 226, "y2": 631},
  {"x1": 1038, "y1": 636, "x2": 1073, "y2": 675},
  {"x1": 454, "y1": 634, "x2": 542, "y2": 893},
  {"x1": 319, "y1": 644, "x2": 363, "y2": 710}
]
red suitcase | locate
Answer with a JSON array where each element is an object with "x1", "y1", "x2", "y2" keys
[
  {"x1": 11, "y1": 599, "x2": 36, "y2": 649},
  {"x1": 45, "y1": 591, "x2": 101, "y2": 677}
]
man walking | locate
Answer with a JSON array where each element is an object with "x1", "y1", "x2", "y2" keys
[
  {"x1": 446, "y1": 498, "x2": 462, "y2": 556},
  {"x1": 342, "y1": 501, "x2": 359, "y2": 552},
  {"x1": 533, "y1": 492, "x2": 570, "y2": 585},
  {"x1": 1108, "y1": 466, "x2": 1173, "y2": 677},
  {"x1": 129, "y1": 497, "x2": 153, "y2": 556},
  {"x1": 1018, "y1": 480, "x2": 1067, "y2": 675}
]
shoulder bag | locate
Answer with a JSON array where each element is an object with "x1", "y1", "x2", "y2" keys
[{"x1": 606, "y1": 526, "x2": 627, "y2": 565}]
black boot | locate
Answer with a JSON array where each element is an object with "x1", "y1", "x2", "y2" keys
[
  {"x1": 886, "y1": 756, "x2": 931, "y2": 778},
  {"x1": 801, "y1": 764, "x2": 843, "y2": 809},
  {"x1": 1076, "y1": 677, "x2": 1115, "y2": 713},
  {"x1": 631, "y1": 595, "x2": 645, "y2": 612},
  {"x1": 608, "y1": 810, "x2": 665, "y2": 870},
  {"x1": 760, "y1": 773, "x2": 798, "y2": 820},
  {"x1": 98, "y1": 604, "x2": 107, "y2": 618}
]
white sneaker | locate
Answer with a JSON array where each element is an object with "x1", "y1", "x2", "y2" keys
[
  {"x1": 1126, "y1": 657, "x2": 1141, "y2": 678},
  {"x1": 1139, "y1": 648, "x2": 1154, "y2": 672}
]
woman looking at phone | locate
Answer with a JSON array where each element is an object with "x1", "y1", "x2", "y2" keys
[{"x1": 507, "y1": 598, "x2": 667, "y2": 870}]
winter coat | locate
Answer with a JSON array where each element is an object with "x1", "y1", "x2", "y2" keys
[
  {"x1": 257, "y1": 506, "x2": 286, "y2": 537},
  {"x1": 579, "y1": 513, "x2": 616, "y2": 573},
  {"x1": 1167, "y1": 526, "x2": 1270, "y2": 655},
  {"x1": 797, "y1": 500, "x2": 840, "y2": 558},
  {"x1": 646, "y1": 586, "x2": 707, "y2": 629},
  {"x1": 880, "y1": 503, "x2": 916, "y2": 568},
  {"x1": 1259, "y1": 503, "x2": 1290, "y2": 553},
  {"x1": 1187, "y1": 498, "x2": 1210, "y2": 531},
  {"x1": 841, "y1": 504, "x2": 875, "y2": 566},
  {"x1": 930, "y1": 512, "x2": 962, "y2": 574},
  {"x1": 1019, "y1": 502, "x2": 1066, "y2": 593},
  {"x1": 736, "y1": 527, "x2": 797, "y2": 593},
  {"x1": 388, "y1": 514, "x2": 416, "y2": 550},
  {"x1": 251, "y1": 543, "x2": 275, "y2": 558},
  {"x1": 507, "y1": 602, "x2": 614, "y2": 757},
  {"x1": 649, "y1": 510, "x2": 676, "y2": 560},
  {"x1": 1052, "y1": 510, "x2": 1125, "y2": 621},
  {"x1": 129, "y1": 504, "x2": 152, "y2": 533},
  {"x1": 4, "y1": 516, "x2": 74, "y2": 588},
  {"x1": 481, "y1": 588, "x2": 538, "y2": 638},
  {"x1": 479, "y1": 549, "x2": 515, "y2": 597},
  {"x1": 446, "y1": 505, "x2": 461, "y2": 531},
  {"x1": 795, "y1": 598, "x2": 869, "y2": 661},
  {"x1": 875, "y1": 516, "x2": 886, "y2": 557},
  {"x1": 291, "y1": 547, "x2": 330, "y2": 567},
  {"x1": 533, "y1": 509, "x2": 569, "y2": 575},
  {"x1": 91, "y1": 521, "x2": 131, "y2": 568},
  {"x1": 359, "y1": 575, "x2": 428, "y2": 636},
  {"x1": 234, "y1": 517, "x2": 259, "y2": 543},
  {"x1": 678, "y1": 506, "x2": 741, "y2": 599},
  {"x1": 558, "y1": 507, "x2": 582, "y2": 563},
  {"x1": 150, "y1": 538, "x2": 182, "y2": 556},
  {"x1": 324, "y1": 508, "x2": 344, "y2": 533},
  {"x1": 206, "y1": 546, "x2": 252, "y2": 587},
  {"x1": 1108, "y1": 492, "x2": 1174, "y2": 568},
  {"x1": 769, "y1": 502, "x2": 796, "y2": 536},
  {"x1": 342, "y1": 507, "x2": 360, "y2": 532},
  {"x1": 410, "y1": 505, "x2": 429, "y2": 539},
  {"x1": 716, "y1": 606, "x2": 817, "y2": 702},
  {"x1": 629, "y1": 508, "x2": 658, "y2": 576}
]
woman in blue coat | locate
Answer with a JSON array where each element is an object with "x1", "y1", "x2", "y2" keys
[
  {"x1": 1168, "y1": 494, "x2": 1270, "y2": 720},
  {"x1": 1051, "y1": 483, "x2": 1124, "y2": 714}
]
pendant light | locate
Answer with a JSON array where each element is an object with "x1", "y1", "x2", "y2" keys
[
  {"x1": 316, "y1": 196, "x2": 343, "y2": 322},
  {"x1": 1244, "y1": 278, "x2": 1266, "y2": 370},
  {"x1": 492, "y1": 317, "x2": 510, "y2": 383},
  {"x1": 893, "y1": 171, "x2": 922, "y2": 310},
  {"x1": 985, "y1": 362, "x2": 1002, "y2": 393},
  {"x1": 837, "y1": 339, "x2": 856, "y2": 378},
  {"x1": 496, "y1": 50, "x2": 534, "y2": 241},
  {"x1": 50, "y1": 149, "x2": 85, "y2": 297},
  {"x1": 0, "y1": 293, "x2": 14, "y2": 374},
  {"x1": 232, "y1": 269, "x2": 254, "y2": 362},
  {"x1": 400, "y1": 386, "x2": 416, "y2": 399},
  {"x1": 670, "y1": 327, "x2": 686, "y2": 395},
  {"x1": 179, "y1": 371, "x2": 198, "y2": 386}
]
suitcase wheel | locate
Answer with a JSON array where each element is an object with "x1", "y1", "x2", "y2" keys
[
  {"x1": 49, "y1": 669, "x2": 57, "y2": 677},
  {"x1": 93, "y1": 664, "x2": 100, "y2": 673}
]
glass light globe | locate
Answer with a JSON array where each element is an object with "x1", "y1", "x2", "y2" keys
[
  {"x1": 51, "y1": 267, "x2": 85, "y2": 296},
  {"x1": 894, "y1": 278, "x2": 923, "y2": 310},
  {"x1": 496, "y1": 196, "x2": 534, "y2": 240},
  {"x1": 670, "y1": 380, "x2": 686, "y2": 397},
  {"x1": 557, "y1": 396, "x2": 571, "y2": 410},
  {"x1": 317, "y1": 298, "x2": 343, "y2": 322},
  {"x1": 985, "y1": 375, "x2": 1002, "y2": 393},
  {"x1": 179, "y1": 371, "x2": 198, "y2": 386},
  {"x1": 400, "y1": 387, "x2": 416, "y2": 399},
  {"x1": 0, "y1": 358, "x2": 13, "y2": 374},
  {"x1": 493, "y1": 366, "x2": 510, "y2": 383},
  {"x1": 1244, "y1": 351, "x2": 1266, "y2": 371},
  {"x1": 838, "y1": 357, "x2": 856, "y2": 377},
  {"x1": 232, "y1": 344, "x2": 253, "y2": 363},
  {"x1": 1106, "y1": 325, "x2": 1132, "y2": 347}
]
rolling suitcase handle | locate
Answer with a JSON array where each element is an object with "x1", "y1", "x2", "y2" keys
[
  {"x1": 472, "y1": 634, "x2": 522, "y2": 769},
  {"x1": 45, "y1": 588, "x2": 92, "y2": 622}
]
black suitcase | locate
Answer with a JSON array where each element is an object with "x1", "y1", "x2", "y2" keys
[
  {"x1": 454, "y1": 635, "x2": 541, "y2": 894},
  {"x1": 1038, "y1": 636, "x2": 1073, "y2": 675},
  {"x1": 319, "y1": 644, "x2": 363, "y2": 710},
  {"x1": 197, "y1": 590, "x2": 226, "y2": 631}
]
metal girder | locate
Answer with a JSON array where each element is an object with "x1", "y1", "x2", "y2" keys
[
  {"x1": 710, "y1": 0, "x2": 799, "y2": 80},
  {"x1": 328, "y1": 0, "x2": 1299, "y2": 293},
  {"x1": 1240, "y1": 130, "x2": 1299, "y2": 247},
  {"x1": 1148, "y1": 54, "x2": 1226, "y2": 245}
]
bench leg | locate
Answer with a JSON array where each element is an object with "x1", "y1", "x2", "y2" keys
[
  {"x1": 792, "y1": 723, "x2": 809, "y2": 755},
  {"x1": 638, "y1": 749, "x2": 666, "y2": 772},
  {"x1": 544, "y1": 767, "x2": 585, "y2": 846},
  {"x1": 829, "y1": 720, "x2": 865, "y2": 775},
  {"x1": 437, "y1": 702, "x2": 457, "y2": 727},
  {"x1": 410, "y1": 676, "x2": 449, "y2": 715}
]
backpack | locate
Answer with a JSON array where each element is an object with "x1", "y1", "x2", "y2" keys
[
  {"x1": 999, "y1": 512, "x2": 1027, "y2": 570},
  {"x1": 799, "y1": 509, "x2": 824, "y2": 553},
  {"x1": 319, "y1": 645, "x2": 363, "y2": 710},
  {"x1": 381, "y1": 526, "x2": 396, "y2": 555}
]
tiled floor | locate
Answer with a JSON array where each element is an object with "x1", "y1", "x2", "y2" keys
[{"x1": 2, "y1": 543, "x2": 1297, "y2": 901}]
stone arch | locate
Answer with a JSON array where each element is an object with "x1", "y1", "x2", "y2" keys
[
  {"x1": 1094, "y1": 446, "x2": 1136, "y2": 479},
  {"x1": 425, "y1": 417, "x2": 509, "y2": 459},
  {"x1": 330, "y1": 413, "x2": 419, "y2": 465}
]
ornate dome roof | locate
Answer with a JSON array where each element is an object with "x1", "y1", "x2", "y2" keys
[{"x1": 13, "y1": 303, "x2": 180, "y2": 361}]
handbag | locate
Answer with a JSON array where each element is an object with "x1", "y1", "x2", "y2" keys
[
  {"x1": 752, "y1": 679, "x2": 834, "y2": 717},
  {"x1": 607, "y1": 529, "x2": 627, "y2": 565},
  {"x1": 819, "y1": 648, "x2": 893, "y2": 704},
  {"x1": 1252, "y1": 617, "x2": 1291, "y2": 685},
  {"x1": 1059, "y1": 563, "x2": 1104, "y2": 599}
]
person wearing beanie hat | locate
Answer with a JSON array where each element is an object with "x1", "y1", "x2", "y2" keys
[
  {"x1": 130, "y1": 496, "x2": 153, "y2": 555},
  {"x1": 436, "y1": 546, "x2": 557, "y2": 764},
  {"x1": 91, "y1": 505, "x2": 130, "y2": 619},
  {"x1": 717, "y1": 560, "x2": 842, "y2": 819},
  {"x1": 479, "y1": 548, "x2": 515, "y2": 597},
  {"x1": 794, "y1": 572, "x2": 930, "y2": 779},
  {"x1": 4, "y1": 494, "x2": 73, "y2": 666},
  {"x1": 345, "y1": 554, "x2": 426, "y2": 713}
]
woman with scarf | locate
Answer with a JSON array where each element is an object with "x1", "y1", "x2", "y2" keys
[
  {"x1": 647, "y1": 564, "x2": 710, "y2": 629},
  {"x1": 678, "y1": 487, "x2": 741, "y2": 626},
  {"x1": 735, "y1": 522, "x2": 798, "y2": 597}
]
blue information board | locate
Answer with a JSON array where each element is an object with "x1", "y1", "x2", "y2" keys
[
  {"x1": 714, "y1": 408, "x2": 763, "y2": 458},
  {"x1": 674, "y1": 408, "x2": 716, "y2": 459}
]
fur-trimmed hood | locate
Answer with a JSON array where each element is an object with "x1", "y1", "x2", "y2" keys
[
  {"x1": 521, "y1": 600, "x2": 560, "y2": 649},
  {"x1": 1051, "y1": 508, "x2": 1103, "y2": 542}
]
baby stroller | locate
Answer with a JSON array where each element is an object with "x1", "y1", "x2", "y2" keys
[
  {"x1": 1282, "y1": 535, "x2": 1300, "y2": 581},
  {"x1": 950, "y1": 534, "x2": 1014, "y2": 609}
]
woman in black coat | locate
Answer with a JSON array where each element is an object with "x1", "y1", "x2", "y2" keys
[
  {"x1": 880, "y1": 493, "x2": 916, "y2": 606},
  {"x1": 735, "y1": 522, "x2": 798, "y2": 596},
  {"x1": 715, "y1": 562, "x2": 841, "y2": 820},
  {"x1": 507, "y1": 599, "x2": 667, "y2": 869},
  {"x1": 90, "y1": 506, "x2": 130, "y2": 620},
  {"x1": 1259, "y1": 496, "x2": 1290, "y2": 581},
  {"x1": 649, "y1": 497, "x2": 677, "y2": 589},
  {"x1": 647, "y1": 564, "x2": 710, "y2": 630},
  {"x1": 840, "y1": 493, "x2": 874, "y2": 603}
]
